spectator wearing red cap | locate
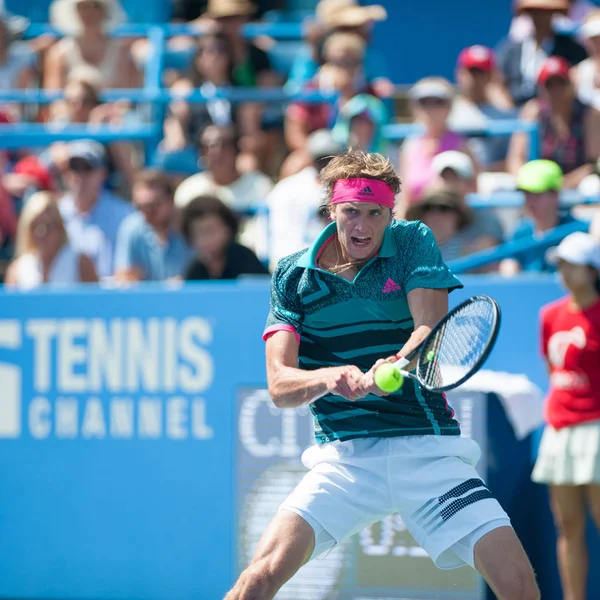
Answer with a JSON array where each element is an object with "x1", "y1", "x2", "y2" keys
[
  {"x1": 451, "y1": 45, "x2": 517, "y2": 171},
  {"x1": 496, "y1": 0, "x2": 588, "y2": 107},
  {"x1": 507, "y1": 55, "x2": 600, "y2": 188}
]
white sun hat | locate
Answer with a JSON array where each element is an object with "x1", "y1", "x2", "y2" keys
[
  {"x1": 50, "y1": 0, "x2": 126, "y2": 36},
  {"x1": 546, "y1": 232, "x2": 600, "y2": 269}
]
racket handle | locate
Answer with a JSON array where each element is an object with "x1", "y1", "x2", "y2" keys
[{"x1": 394, "y1": 357, "x2": 410, "y2": 370}]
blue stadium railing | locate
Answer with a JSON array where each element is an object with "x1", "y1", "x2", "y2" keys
[{"x1": 448, "y1": 220, "x2": 591, "y2": 274}]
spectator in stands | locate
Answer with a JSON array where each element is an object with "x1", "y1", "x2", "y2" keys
[
  {"x1": 451, "y1": 45, "x2": 516, "y2": 171},
  {"x1": 4, "y1": 191, "x2": 98, "y2": 289},
  {"x1": 405, "y1": 187, "x2": 486, "y2": 263},
  {"x1": 58, "y1": 140, "x2": 133, "y2": 279},
  {"x1": 174, "y1": 125, "x2": 273, "y2": 210},
  {"x1": 114, "y1": 170, "x2": 191, "y2": 282},
  {"x1": 45, "y1": 0, "x2": 140, "y2": 89},
  {"x1": 287, "y1": 0, "x2": 393, "y2": 99},
  {"x1": 174, "y1": 125, "x2": 273, "y2": 256},
  {"x1": 0, "y1": 168, "x2": 17, "y2": 251},
  {"x1": 162, "y1": 32, "x2": 260, "y2": 153},
  {"x1": 432, "y1": 150, "x2": 505, "y2": 245},
  {"x1": 572, "y1": 9, "x2": 600, "y2": 107},
  {"x1": 510, "y1": 0, "x2": 595, "y2": 42},
  {"x1": 532, "y1": 231, "x2": 600, "y2": 600},
  {"x1": 507, "y1": 56, "x2": 600, "y2": 189},
  {"x1": 268, "y1": 130, "x2": 344, "y2": 269},
  {"x1": 331, "y1": 92, "x2": 388, "y2": 154},
  {"x1": 203, "y1": 0, "x2": 277, "y2": 87},
  {"x1": 284, "y1": 32, "x2": 385, "y2": 175},
  {"x1": 0, "y1": 10, "x2": 36, "y2": 94},
  {"x1": 48, "y1": 70, "x2": 138, "y2": 192},
  {"x1": 496, "y1": 0, "x2": 588, "y2": 107},
  {"x1": 399, "y1": 78, "x2": 476, "y2": 210},
  {"x1": 182, "y1": 195, "x2": 268, "y2": 280},
  {"x1": 501, "y1": 159, "x2": 587, "y2": 274}
]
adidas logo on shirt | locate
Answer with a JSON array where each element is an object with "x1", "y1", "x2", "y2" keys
[
  {"x1": 359, "y1": 185, "x2": 374, "y2": 196},
  {"x1": 382, "y1": 278, "x2": 401, "y2": 293}
]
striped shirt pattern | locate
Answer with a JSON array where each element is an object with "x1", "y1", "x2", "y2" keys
[{"x1": 264, "y1": 220, "x2": 463, "y2": 444}]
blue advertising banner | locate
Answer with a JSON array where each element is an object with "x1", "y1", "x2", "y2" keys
[{"x1": 0, "y1": 276, "x2": 580, "y2": 599}]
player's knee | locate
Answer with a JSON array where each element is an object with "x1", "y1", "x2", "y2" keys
[{"x1": 493, "y1": 563, "x2": 540, "y2": 600}]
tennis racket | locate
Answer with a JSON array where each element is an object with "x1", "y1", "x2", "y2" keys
[{"x1": 378, "y1": 295, "x2": 501, "y2": 393}]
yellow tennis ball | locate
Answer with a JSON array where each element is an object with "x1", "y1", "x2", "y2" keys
[{"x1": 374, "y1": 363, "x2": 404, "y2": 393}]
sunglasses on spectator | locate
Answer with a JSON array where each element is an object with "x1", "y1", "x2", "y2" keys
[
  {"x1": 467, "y1": 67, "x2": 488, "y2": 76},
  {"x1": 68, "y1": 158, "x2": 97, "y2": 173},
  {"x1": 201, "y1": 138, "x2": 235, "y2": 151},
  {"x1": 544, "y1": 77, "x2": 569, "y2": 89},
  {"x1": 417, "y1": 97, "x2": 450, "y2": 108},
  {"x1": 32, "y1": 220, "x2": 59, "y2": 239},
  {"x1": 422, "y1": 204, "x2": 457, "y2": 215},
  {"x1": 198, "y1": 44, "x2": 228, "y2": 55},
  {"x1": 327, "y1": 58, "x2": 362, "y2": 70}
]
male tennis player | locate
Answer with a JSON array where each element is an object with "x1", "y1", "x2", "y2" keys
[{"x1": 226, "y1": 151, "x2": 539, "y2": 600}]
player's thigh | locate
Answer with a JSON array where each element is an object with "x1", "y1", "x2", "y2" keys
[
  {"x1": 585, "y1": 484, "x2": 600, "y2": 530},
  {"x1": 247, "y1": 509, "x2": 315, "y2": 582},
  {"x1": 473, "y1": 526, "x2": 538, "y2": 597},
  {"x1": 549, "y1": 485, "x2": 587, "y2": 537}
]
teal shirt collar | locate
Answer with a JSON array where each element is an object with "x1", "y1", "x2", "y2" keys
[{"x1": 297, "y1": 222, "x2": 397, "y2": 269}]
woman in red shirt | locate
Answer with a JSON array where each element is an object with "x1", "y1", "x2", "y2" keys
[{"x1": 533, "y1": 232, "x2": 600, "y2": 600}]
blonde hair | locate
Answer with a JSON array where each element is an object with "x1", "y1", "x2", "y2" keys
[
  {"x1": 323, "y1": 32, "x2": 366, "y2": 61},
  {"x1": 320, "y1": 149, "x2": 401, "y2": 205},
  {"x1": 15, "y1": 192, "x2": 67, "y2": 257},
  {"x1": 411, "y1": 76, "x2": 455, "y2": 100}
]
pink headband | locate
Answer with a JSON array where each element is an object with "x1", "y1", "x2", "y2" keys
[{"x1": 331, "y1": 178, "x2": 395, "y2": 209}]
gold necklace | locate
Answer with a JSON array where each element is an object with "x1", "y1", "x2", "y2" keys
[{"x1": 319, "y1": 238, "x2": 368, "y2": 274}]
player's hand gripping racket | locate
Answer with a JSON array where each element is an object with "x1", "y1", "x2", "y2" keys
[{"x1": 375, "y1": 295, "x2": 501, "y2": 393}]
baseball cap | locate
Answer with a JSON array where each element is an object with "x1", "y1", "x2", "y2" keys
[
  {"x1": 546, "y1": 232, "x2": 600, "y2": 268},
  {"x1": 68, "y1": 140, "x2": 106, "y2": 169},
  {"x1": 409, "y1": 80, "x2": 453, "y2": 102},
  {"x1": 431, "y1": 151, "x2": 475, "y2": 179},
  {"x1": 517, "y1": 160, "x2": 563, "y2": 193},
  {"x1": 537, "y1": 56, "x2": 570, "y2": 85},
  {"x1": 307, "y1": 129, "x2": 345, "y2": 160},
  {"x1": 457, "y1": 45, "x2": 496, "y2": 72}
]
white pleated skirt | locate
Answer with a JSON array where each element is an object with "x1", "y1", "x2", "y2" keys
[{"x1": 532, "y1": 420, "x2": 600, "y2": 486}]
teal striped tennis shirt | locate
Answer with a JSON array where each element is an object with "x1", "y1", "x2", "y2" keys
[{"x1": 263, "y1": 220, "x2": 463, "y2": 444}]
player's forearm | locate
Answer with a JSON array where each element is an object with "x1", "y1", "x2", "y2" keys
[
  {"x1": 396, "y1": 325, "x2": 432, "y2": 370},
  {"x1": 268, "y1": 365, "x2": 331, "y2": 408}
]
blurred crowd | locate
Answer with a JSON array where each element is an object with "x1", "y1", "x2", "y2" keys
[{"x1": 2, "y1": 0, "x2": 600, "y2": 288}]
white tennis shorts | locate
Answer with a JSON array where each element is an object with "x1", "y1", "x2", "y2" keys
[{"x1": 280, "y1": 435, "x2": 511, "y2": 570}]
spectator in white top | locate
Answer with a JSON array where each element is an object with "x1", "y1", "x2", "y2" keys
[
  {"x1": 5, "y1": 191, "x2": 98, "y2": 289},
  {"x1": 44, "y1": 0, "x2": 140, "y2": 90},
  {"x1": 58, "y1": 140, "x2": 133, "y2": 278},
  {"x1": 267, "y1": 129, "x2": 345, "y2": 269},
  {"x1": 174, "y1": 125, "x2": 273, "y2": 257},
  {"x1": 572, "y1": 9, "x2": 600, "y2": 108},
  {"x1": 174, "y1": 125, "x2": 273, "y2": 209}
]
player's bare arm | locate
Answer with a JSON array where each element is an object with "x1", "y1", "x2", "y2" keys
[
  {"x1": 361, "y1": 288, "x2": 449, "y2": 394},
  {"x1": 266, "y1": 330, "x2": 366, "y2": 407}
]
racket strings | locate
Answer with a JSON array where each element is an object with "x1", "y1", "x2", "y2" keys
[{"x1": 418, "y1": 300, "x2": 497, "y2": 389}]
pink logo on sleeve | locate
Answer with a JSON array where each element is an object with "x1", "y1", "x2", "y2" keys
[{"x1": 382, "y1": 278, "x2": 401, "y2": 293}]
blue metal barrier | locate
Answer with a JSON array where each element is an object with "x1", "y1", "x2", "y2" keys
[
  {"x1": 25, "y1": 22, "x2": 305, "y2": 40},
  {"x1": 383, "y1": 120, "x2": 541, "y2": 160},
  {"x1": 448, "y1": 220, "x2": 590, "y2": 273},
  {"x1": 466, "y1": 192, "x2": 600, "y2": 209}
]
